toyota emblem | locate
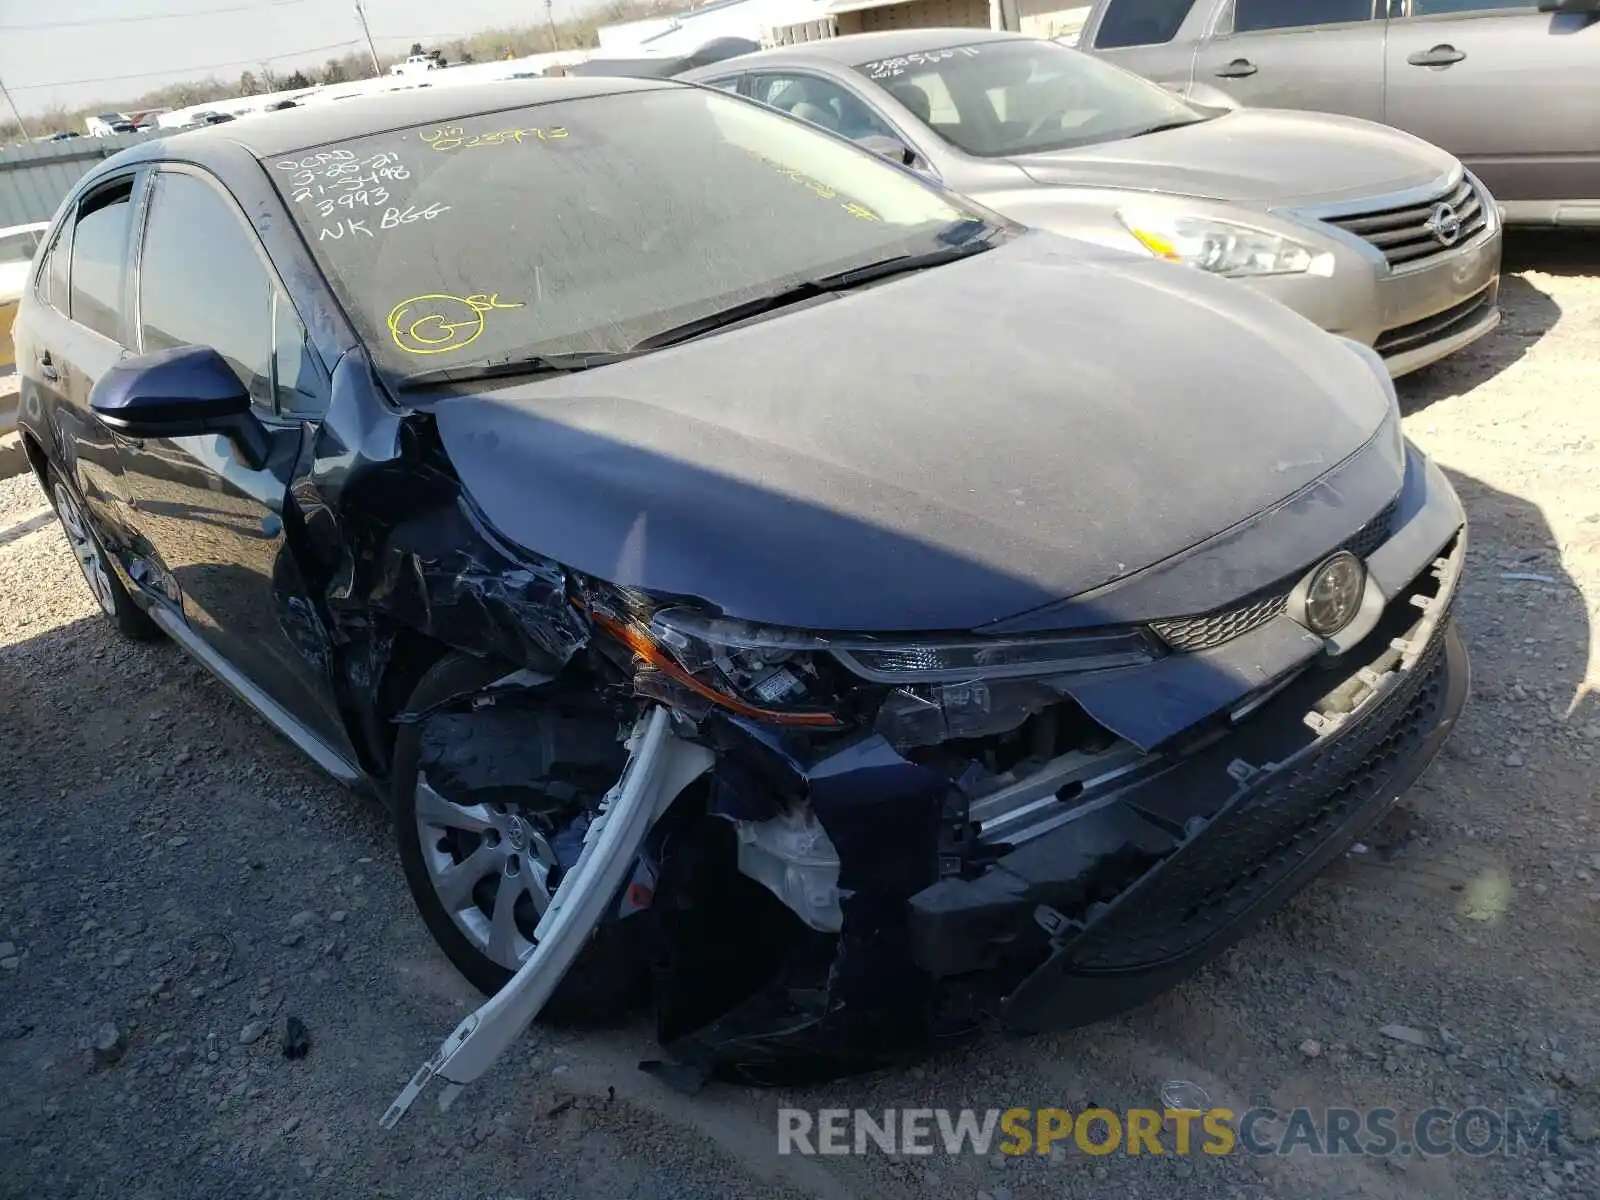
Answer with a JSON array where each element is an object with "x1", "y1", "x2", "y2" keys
[
  {"x1": 1426, "y1": 202, "x2": 1463, "y2": 248},
  {"x1": 1294, "y1": 550, "x2": 1367, "y2": 638},
  {"x1": 505, "y1": 816, "x2": 528, "y2": 851}
]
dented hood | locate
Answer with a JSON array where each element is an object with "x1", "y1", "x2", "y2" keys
[
  {"x1": 1008, "y1": 109, "x2": 1457, "y2": 206},
  {"x1": 431, "y1": 231, "x2": 1391, "y2": 632}
]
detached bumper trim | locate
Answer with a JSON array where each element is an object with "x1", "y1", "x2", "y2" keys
[
  {"x1": 907, "y1": 530, "x2": 1469, "y2": 1031},
  {"x1": 1004, "y1": 620, "x2": 1465, "y2": 1036},
  {"x1": 996, "y1": 608, "x2": 1468, "y2": 1032}
]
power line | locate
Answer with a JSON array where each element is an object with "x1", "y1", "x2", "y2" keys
[
  {"x1": 6, "y1": 40, "x2": 363, "y2": 91},
  {"x1": 0, "y1": 0, "x2": 315, "y2": 32}
]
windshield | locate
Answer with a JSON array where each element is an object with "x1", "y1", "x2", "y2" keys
[
  {"x1": 270, "y1": 87, "x2": 983, "y2": 382},
  {"x1": 852, "y1": 40, "x2": 1205, "y2": 158}
]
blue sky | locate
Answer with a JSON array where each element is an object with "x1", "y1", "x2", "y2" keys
[{"x1": 0, "y1": 0, "x2": 596, "y2": 115}]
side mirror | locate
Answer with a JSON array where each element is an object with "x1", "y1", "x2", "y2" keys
[
  {"x1": 855, "y1": 134, "x2": 918, "y2": 168},
  {"x1": 90, "y1": 345, "x2": 270, "y2": 469}
]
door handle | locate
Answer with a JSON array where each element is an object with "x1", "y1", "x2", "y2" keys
[
  {"x1": 38, "y1": 351, "x2": 58, "y2": 382},
  {"x1": 1214, "y1": 58, "x2": 1258, "y2": 78},
  {"x1": 1407, "y1": 45, "x2": 1466, "y2": 67}
]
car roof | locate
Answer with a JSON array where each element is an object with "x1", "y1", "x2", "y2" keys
[
  {"x1": 122, "y1": 76, "x2": 676, "y2": 161},
  {"x1": 683, "y1": 27, "x2": 1027, "y2": 73}
]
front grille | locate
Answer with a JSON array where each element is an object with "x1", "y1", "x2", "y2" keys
[
  {"x1": 1068, "y1": 601, "x2": 1451, "y2": 970},
  {"x1": 1324, "y1": 176, "x2": 1486, "y2": 270},
  {"x1": 1339, "y1": 495, "x2": 1399, "y2": 561},
  {"x1": 1151, "y1": 498, "x2": 1399, "y2": 652},
  {"x1": 1374, "y1": 285, "x2": 1497, "y2": 359},
  {"x1": 1151, "y1": 592, "x2": 1287, "y2": 653}
]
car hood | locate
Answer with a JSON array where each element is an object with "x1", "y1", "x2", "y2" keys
[
  {"x1": 1008, "y1": 109, "x2": 1459, "y2": 207},
  {"x1": 432, "y1": 231, "x2": 1392, "y2": 632}
]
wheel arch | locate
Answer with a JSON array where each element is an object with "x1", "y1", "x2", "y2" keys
[
  {"x1": 358, "y1": 622, "x2": 463, "y2": 781},
  {"x1": 19, "y1": 428, "x2": 51, "y2": 493}
]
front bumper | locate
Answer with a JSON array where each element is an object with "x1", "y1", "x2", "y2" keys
[
  {"x1": 1246, "y1": 184, "x2": 1503, "y2": 377},
  {"x1": 644, "y1": 444, "x2": 1468, "y2": 1084},
  {"x1": 907, "y1": 528, "x2": 1468, "y2": 1032}
]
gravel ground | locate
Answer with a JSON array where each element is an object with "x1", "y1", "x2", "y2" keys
[{"x1": 1, "y1": 231, "x2": 1597, "y2": 1200}]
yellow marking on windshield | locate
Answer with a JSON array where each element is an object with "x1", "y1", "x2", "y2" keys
[
  {"x1": 741, "y1": 146, "x2": 882, "y2": 221},
  {"x1": 387, "y1": 293, "x2": 526, "y2": 356},
  {"x1": 419, "y1": 125, "x2": 570, "y2": 152}
]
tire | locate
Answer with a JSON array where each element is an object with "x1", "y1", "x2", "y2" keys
[
  {"x1": 391, "y1": 651, "x2": 647, "y2": 1022},
  {"x1": 46, "y1": 466, "x2": 162, "y2": 641}
]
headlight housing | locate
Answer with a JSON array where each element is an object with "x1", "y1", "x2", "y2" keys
[
  {"x1": 1336, "y1": 334, "x2": 1404, "y2": 462},
  {"x1": 588, "y1": 599, "x2": 842, "y2": 727},
  {"x1": 586, "y1": 591, "x2": 1160, "y2": 729},
  {"x1": 1118, "y1": 210, "x2": 1319, "y2": 277}
]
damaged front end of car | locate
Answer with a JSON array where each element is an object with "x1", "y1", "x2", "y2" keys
[{"x1": 382, "y1": 427, "x2": 1470, "y2": 1124}]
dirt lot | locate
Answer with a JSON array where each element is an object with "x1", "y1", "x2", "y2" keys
[{"x1": 1, "y1": 232, "x2": 1598, "y2": 1200}]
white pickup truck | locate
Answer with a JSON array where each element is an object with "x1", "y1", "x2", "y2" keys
[{"x1": 390, "y1": 54, "x2": 441, "y2": 77}]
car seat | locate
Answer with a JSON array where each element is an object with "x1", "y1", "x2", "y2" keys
[
  {"x1": 887, "y1": 82, "x2": 932, "y2": 125},
  {"x1": 790, "y1": 100, "x2": 839, "y2": 131},
  {"x1": 766, "y1": 79, "x2": 841, "y2": 131}
]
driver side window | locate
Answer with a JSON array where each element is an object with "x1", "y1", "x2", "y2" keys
[
  {"x1": 139, "y1": 169, "x2": 320, "y2": 418},
  {"x1": 751, "y1": 73, "x2": 897, "y2": 142}
]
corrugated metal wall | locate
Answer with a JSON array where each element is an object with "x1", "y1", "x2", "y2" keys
[
  {"x1": 767, "y1": 17, "x2": 840, "y2": 44},
  {"x1": 0, "y1": 133, "x2": 157, "y2": 227},
  {"x1": 835, "y1": 0, "x2": 991, "y2": 33}
]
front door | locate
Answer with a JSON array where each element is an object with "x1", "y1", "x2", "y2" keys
[
  {"x1": 117, "y1": 165, "x2": 354, "y2": 759},
  {"x1": 1084, "y1": 0, "x2": 1211, "y2": 89},
  {"x1": 1383, "y1": 1, "x2": 1600, "y2": 208},
  {"x1": 1193, "y1": 0, "x2": 1388, "y2": 123}
]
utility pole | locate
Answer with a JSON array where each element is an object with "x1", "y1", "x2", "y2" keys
[
  {"x1": 353, "y1": 1, "x2": 383, "y2": 77},
  {"x1": 0, "y1": 72, "x2": 32, "y2": 143},
  {"x1": 545, "y1": 0, "x2": 561, "y2": 50}
]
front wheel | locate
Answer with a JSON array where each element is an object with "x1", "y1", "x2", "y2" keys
[
  {"x1": 47, "y1": 467, "x2": 161, "y2": 641},
  {"x1": 391, "y1": 652, "x2": 647, "y2": 1022}
]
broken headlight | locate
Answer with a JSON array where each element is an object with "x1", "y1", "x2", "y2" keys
[
  {"x1": 589, "y1": 602, "x2": 845, "y2": 728},
  {"x1": 850, "y1": 632, "x2": 1157, "y2": 749},
  {"x1": 589, "y1": 594, "x2": 1159, "y2": 733},
  {"x1": 833, "y1": 631, "x2": 1156, "y2": 682}
]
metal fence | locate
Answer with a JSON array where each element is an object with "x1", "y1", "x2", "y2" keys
[{"x1": 0, "y1": 132, "x2": 158, "y2": 227}]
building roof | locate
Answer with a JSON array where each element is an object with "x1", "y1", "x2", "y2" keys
[{"x1": 638, "y1": 0, "x2": 762, "y2": 38}]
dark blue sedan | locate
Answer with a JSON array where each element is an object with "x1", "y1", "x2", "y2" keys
[{"x1": 11, "y1": 77, "x2": 1468, "y2": 1094}]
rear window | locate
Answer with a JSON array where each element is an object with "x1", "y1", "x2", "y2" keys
[
  {"x1": 1093, "y1": 0, "x2": 1201, "y2": 48},
  {"x1": 270, "y1": 87, "x2": 977, "y2": 383}
]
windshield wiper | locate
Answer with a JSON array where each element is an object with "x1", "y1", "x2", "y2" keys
[
  {"x1": 631, "y1": 226, "x2": 1000, "y2": 353},
  {"x1": 1124, "y1": 116, "x2": 1207, "y2": 140},
  {"x1": 397, "y1": 350, "x2": 637, "y2": 391}
]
